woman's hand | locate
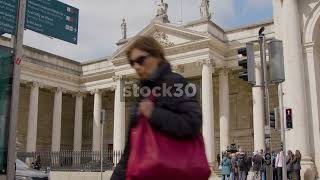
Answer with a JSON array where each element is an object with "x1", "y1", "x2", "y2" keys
[{"x1": 138, "y1": 99, "x2": 154, "y2": 118}]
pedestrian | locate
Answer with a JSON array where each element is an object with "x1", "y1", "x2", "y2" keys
[
  {"x1": 286, "y1": 150, "x2": 294, "y2": 180},
  {"x1": 252, "y1": 151, "x2": 262, "y2": 180},
  {"x1": 237, "y1": 148, "x2": 249, "y2": 180},
  {"x1": 110, "y1": 36, "x2": 203, "y2": 180},
  {"x1": 221, "y1": 152, "x2": 232, "y2": 180},
  {"x1": 292, "y1": 150, "x2": 301, "y2": 180},
  {"x1": 275, "y1": 151, "x2": 284, "y2": 180},
  {"x1": 231, "y1": 153, "x2": 239, "y2": 180},
  {"x1": 272, "y1": 151, "x2": 278, "y2": 180},
  {"x1": 259, "y1": 149, "x2": 266, "y2": 180},
  {"x1": 32, "y1": 155, "x2": 41, "y2": 170},
  {"x1": 218, "y1": 153, "x2": 221, "y2": 168}
]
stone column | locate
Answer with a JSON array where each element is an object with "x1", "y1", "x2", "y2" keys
[
  {"x1": 252, "y1": 64, "x2": 265, "y2": 151},
  {"x1": 282, "y1": 0, "x2": 314, "y2": 177},
  {"x1": 73, "y1": 94, "x2": 83, "y2": 151},
  {"x1": 200, "y1": 59, "x2": 215, "y2": 165},
  {"x1": 91, "y1": 89, "x2": 102, "y2": 152},
  {"x1": 51, "y1": 88, "x2": 63, "y2": 152},
  {"x1": 26, "y1": 82, "x2": 40, "y2": 152},
  {"x1": 73, "y1": 93, "x2": 83, "y2": 166},
  {"x1": 304, "y1": 44, "x2": 320, "y2": 175},
  {"x1": 219, "y1": 69, "x2": 230, "y2": 154},
  {"x1": 113, "y1": 76, "x2": 126, "y2": 163}
]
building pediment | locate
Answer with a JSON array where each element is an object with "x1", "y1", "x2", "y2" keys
[{"x1": 111, "y1": 22, "x2": 210, "y2": 60}]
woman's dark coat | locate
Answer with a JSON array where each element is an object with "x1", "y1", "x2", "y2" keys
[{"x1": 110, "y1": 63, "x2": 202, "y2": 180}]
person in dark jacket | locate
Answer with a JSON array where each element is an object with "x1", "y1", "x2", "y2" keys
[
  {"x1": 110, "y1": 36, "x2": 202, "y2": 180},
  {"x1": 272, "y1": 151, "x2": 278, "y2": 180},
  {"x1": 236, "y1": 148, "x2": 249, "y2": 180},
  {"x1": 293, "y1": 150, "x2": 301, "y2": 180},
  {"x1": 286, "y1": 150, "x2": 294, "y2": 180},
  {"x1": 252, "y1": 151, "x2": 262, "y2": 180}
]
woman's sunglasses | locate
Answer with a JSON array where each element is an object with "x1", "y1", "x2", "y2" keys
[{"x1": 129, "y1": 55, "x2": 151, "y2": 66}]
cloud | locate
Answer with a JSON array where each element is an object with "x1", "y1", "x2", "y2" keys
[{"x1": 20, "y1": 0, "x2": 246, "y2": 62}]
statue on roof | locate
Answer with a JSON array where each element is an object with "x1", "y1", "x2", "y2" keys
[
  {"x1": 153, "y1": 0, "x2": 170, "y2": 23},
  {"x1": 200, "y1": 0, "x2": 211, "y2": 20},
  {"x1": 156, "y1": 0, "x2": 168, "y2": 17},
  {"x1": 121, "y1": 18, "x2": 127, "y2": 39}
]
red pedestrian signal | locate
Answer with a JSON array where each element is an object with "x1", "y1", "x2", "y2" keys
[{"x1": 285, "y1": 108, "x2": 293, "y2": 129}]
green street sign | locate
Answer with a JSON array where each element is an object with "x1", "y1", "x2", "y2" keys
[
  {"x1": 25, "y1": 0, "x2": 79, "y2": 44},
  {"x1": 0, "y1": 45, "x2": 13, "y2": 175},
  {"x1": 0, "y1": 0, "x2": 19, "y2": 35}
]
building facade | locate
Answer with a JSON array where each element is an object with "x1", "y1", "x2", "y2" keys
[{"x1": 0, "y1": 0, "x2": 319, "y2": 179}]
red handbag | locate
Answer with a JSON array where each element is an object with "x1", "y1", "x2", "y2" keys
[{"x1": 126, "y1": 115, "x2": 211, "y2": 180}]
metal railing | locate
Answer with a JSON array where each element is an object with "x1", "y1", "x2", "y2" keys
[{"x1": 17, "y1": 150, "x2": 123, "y2": 172}]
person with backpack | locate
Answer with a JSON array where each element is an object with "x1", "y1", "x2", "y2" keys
[
  {"x1": 236, "y1": 148, "x2": 249, "y2": 180},
  {"x1": 221, "y1": 152, "x2": 232, "y2": 180},
  {"x1": 252, "y1": 151, "x2": 262, "y2": 180}
]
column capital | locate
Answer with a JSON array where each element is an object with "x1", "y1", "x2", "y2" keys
[
  {"x1": 217, "y1": 67, "x2": 230, "y2": 76},
  {"x1": 90, "y1": 89, "x2": 101, "y2": 95},
  {"x1": 113, "y1": 75, "x2": 124, "y2": 82},
  {"x1": 53, "y1": 87, "x2": 67, "y2": 94},
  {"x1": 71, "y1": 91, "x2": 87, "y2": 98},
  {"x1": 26, "y1": 81, "x2": 44, "y2": 88},
  {"x1": 50, "y1": 87, "x2": 67, "y2": 93},
  {"x1": 197, "y1": 59, "x2": 215, "y2": 67},
  {"x1": 172, "y1": 64, "x2": 185, "y2": 74}
]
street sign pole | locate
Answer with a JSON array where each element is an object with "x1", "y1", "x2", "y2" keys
[
  {"x1": 259, "y1": 29, "x2": 273, "y2": 180},
  {"x1": 100, "y1": 109, "x2": 106, "y2": 180},
  {"x1": 278, "y1": 83, "x2": 288, "y2": 180},
  {"x1": 6, "y1": 0, "x2": 27, "y2": 179}
]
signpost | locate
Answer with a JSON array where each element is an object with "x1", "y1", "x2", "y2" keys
[
  {"x1": 25, "y1": 0, "x2": 79, "y2": 44},
  {"x1": 0, "y1": 0, "x2": 19, "y2": 35},
  {"x1": 0, "y1": 0, "x2": 79, "y2": 179}
]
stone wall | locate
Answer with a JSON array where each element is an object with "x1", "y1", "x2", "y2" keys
[
  {"x1": 36, "y1": 89, "x2": 54, "y2": 151},
  {"x1": 60, "y1": 94, "x2": 75, "y2": 150},
  {"x1": 16, "y1": 85, "x2": 30, "y2": 151}
]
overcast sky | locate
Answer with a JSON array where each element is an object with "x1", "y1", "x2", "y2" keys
[{"x1": 20, "y1": 0, "x2": 273, "y2": 62}]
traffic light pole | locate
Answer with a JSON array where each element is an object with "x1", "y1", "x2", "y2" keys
[
  {"x1": 100, "y1": 109, "x2": 106, "y2": 180},
  {"x1": 259, "y1": 32, "x2": 272, "y2": 180},
  {"x1": 278, "y1": 83, "x2": 288, "y2": 180},
  {"x1": 7, "y1": 0, "x2": 27, "y2": 179}
]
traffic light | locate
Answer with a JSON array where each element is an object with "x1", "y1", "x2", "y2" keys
[
  {"x1": 238, "y1": 48, "x2": 248, "y2": 81},
  {"x1": 285, "y1": 108, "x2": 293, "y2": 129},
  {"x1": 270, "y1": 111, "x2": 275, "y2": 129},
  {"x1": 270, "y1": 108, "x2": 280, "y2": 130},
  {"x1": 237, "y1": 43, "x2": 256, "y2": 85}
]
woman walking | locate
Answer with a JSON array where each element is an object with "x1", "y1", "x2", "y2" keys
[
  {"x1": 293, "y1": 150, "x2": 302, "y2": 180},
  {"x1": 110, "y1": 36, "x2": 205, "y2": 180},
  {"x1": 221, "y1": 152, "x2": 232, "y2": 180},
  {"x1": 286, "y1": 150, "x2": 294, "y2": 180}
]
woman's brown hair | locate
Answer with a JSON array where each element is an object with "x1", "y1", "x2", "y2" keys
[{"x1": 126, "y1": 36, "x2": 168, "y2": 63}]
